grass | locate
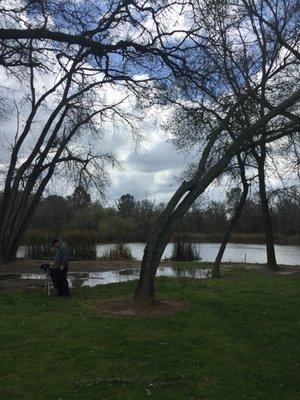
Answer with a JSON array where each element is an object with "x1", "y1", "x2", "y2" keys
[{"x1": 0, "y1": 266, "x2": 299, "y2": 400}]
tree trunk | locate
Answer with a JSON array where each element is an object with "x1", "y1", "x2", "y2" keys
[
  {"x1": 0, "y1": 166, "x2": 52, "y2": 263},
  {"x1": 0, "y1": 240, "x2": 18, "y2": 263},
  {"x1": 0, "y1": 208, "x2": 29, "y2": 262},
  {"x1": 212, "y1": 183, "x2": 249, "y2": 278},
  {"x1": 134, "y1": 88, "x2": 300, "y2": 304},
  {"x1": 257, "y1": 157, "x2": 278, "y2": 270},
  {"x1": 134, "y1": 173, "x2": 221, "y2": 305},
  {"x1": 134, "y1": 192, "x2": 197, "y2": 305},
  {"x1": 212, "y1": 154, "x2": 249, "y2": 278},
  {"x1": 134, "y1": 233, "x2": 173, "y2": 305}
]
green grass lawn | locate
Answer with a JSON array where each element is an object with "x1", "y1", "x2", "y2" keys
[{"x1": 0, "y1": 266, "x2": 299, "y2": 400}]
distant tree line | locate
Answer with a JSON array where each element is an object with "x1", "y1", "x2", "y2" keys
[{"x1": 22, "y1": 186, "x2": 300, "y2": 244}]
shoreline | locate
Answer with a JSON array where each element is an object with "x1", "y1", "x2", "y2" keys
[
  {"x1": 0, "y1": 258, "x2": 144, "y2": 274},
  {"x1": 1, "y1": 259, "x2": 299, "y2": 292},
  {"x1": 1, "y1": 258, "x2": 299, "y2": 275}
]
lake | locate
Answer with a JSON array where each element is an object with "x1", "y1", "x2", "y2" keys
[
  {"x1": 0, "y1": 267, "x2": 212, "y2": 288},
  {"x1": 17, "y1": 242, "x2": 300, "y2": 265},
  {"x1": 95, "y1": 242, "x2": 300, "y2": 265}
]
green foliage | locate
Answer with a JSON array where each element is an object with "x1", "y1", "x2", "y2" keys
[
  {"x1": 117, "y1": 193, "x2": 136, "y2": 218},
  {"x1": 0, "y1": 269, "x2": 299, "y2": 399},
  {"x1": 70, "y1": 185, "x2": 91, "y2": 210},
  {"x1": 69, "y1": 205, "x2": 104, "y2": 231},
  {"x1": 24, "y1": 188, "x2": 300, "y2": 245},
  {"x1": 29, "y1": 195, "x2": 71, "y2": 232},
  {"x1": 99, "y1": 216, "x2": 139, "y2": 242}
]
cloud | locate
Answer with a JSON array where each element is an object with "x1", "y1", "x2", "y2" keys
[
  {"x1": 107, "y1": 167, "x2": 178, "y2": 203},
  {"x1": 126, "y1": 141, "x2": 187, "y2": 173}
]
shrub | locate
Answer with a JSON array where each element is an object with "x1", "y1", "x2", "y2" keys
[{"x1": 172, "y1": 241, "x2": 201, "y2": 261}]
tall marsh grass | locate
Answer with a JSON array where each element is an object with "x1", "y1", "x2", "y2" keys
[
  {"x1": 24, "y1": 230, "x2": 97, "y2": 259},
  {"x1": 101, "y1": 243, "x2": 133, "y2": 260}
]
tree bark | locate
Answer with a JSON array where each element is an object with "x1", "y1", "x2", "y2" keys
[
  {"x1": 134, "y1": 230, "x2": 175, "y2": 305},
  {"x1": 212, "y1": 154, "x2": 249, "y2": 278},
  {"x1": 212, "y1": 186, "x2": 249, "y2": 278},
  {"x1": 133, "y1": 88, "x2": 300, "y2": 305},
  {"x1": 257, "y1": 153, "x2": 278, "y2": 270}
]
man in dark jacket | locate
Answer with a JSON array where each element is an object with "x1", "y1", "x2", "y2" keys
[{"x1": 50, "y1": 239, "x2": 70, "y2": 297}]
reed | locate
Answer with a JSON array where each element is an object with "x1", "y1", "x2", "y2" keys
[
  {"x1": 24, "y1": 229, "x2": 103, "y2": 244},
  {"x1": 25, "y1": 231, "x2": 97, "y2": 260}
]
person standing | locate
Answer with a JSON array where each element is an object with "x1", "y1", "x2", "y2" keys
[{"x1": 50, "y1": 239, "x2": 70, "y2": 298}]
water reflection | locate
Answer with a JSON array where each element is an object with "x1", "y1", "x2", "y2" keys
[
  {"x1": 95, "y1": 242, "x2": 300, "y2": 265},
  {"x1": 17, "y1": 242, "x2": 300, "y2": 265},
  {"x1": 0, "y1": 267, "x2": 211, "y2": 288},
  {"x1": 74, "y1": 266, "x2": 211, "y2": 287}
]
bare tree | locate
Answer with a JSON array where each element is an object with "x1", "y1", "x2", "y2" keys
[
  {"x1": 0, "y1": 45, "x2": 128, "y2": 261},
  {"x1": 134, "y1": 0, "x2": 300, "y2": 304},
  {"x1": 0, "y1": 1, "x2": 201, "y2": 261}
]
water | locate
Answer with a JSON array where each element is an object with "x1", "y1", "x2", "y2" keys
[
  {"x1": 0, "y1": 267, "x2": 211, "y2": 288},
  {"x1": 17, "y1": 242, "x2": 300, "y2": 265},
  {"x1": 95, "y1": 242, "x2": 300, "y2": 266}
]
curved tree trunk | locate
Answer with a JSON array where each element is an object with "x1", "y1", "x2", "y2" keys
[
  {"x1": 212, "y1": 154, "x2": 249, "y2": 278},
  {"x1": 134, "y1": 87, "x2": 300, "y2": 304},
  {"x1": 212, "y1": 185, "x2": 249, "y2": 278}
]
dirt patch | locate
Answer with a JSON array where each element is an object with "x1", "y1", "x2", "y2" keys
[
  {"x1": 0, "y1": 278, "x2": 44, "y2": 292},
  {"x1": 0, "y1": 258, "x2": 140, "y2": 274},
  {"x1": 90, "y1": 297, "x2": 189, "y2": 317},
  {"x1": 1, "y1": 259, "x2": 298, "y2": 275},
  {"x1": 0, "y1": 258, "x2": 174, "y2": 274}
]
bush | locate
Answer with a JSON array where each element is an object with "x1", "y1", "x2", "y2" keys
[{"x1": 172, "y1": 241, "x2": 201, "y2": 261}]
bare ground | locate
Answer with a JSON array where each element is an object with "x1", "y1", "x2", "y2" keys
[
  {"x1": 0, "y1": 258, "x2": 147, "y2": 274},
  {"x1": 89, "y1": 297, "x2": 189, "y2": 316}
]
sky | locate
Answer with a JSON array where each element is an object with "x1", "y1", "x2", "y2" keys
[
  {"x1": 0, "y1": 65, "x2": 293, "y2": 208},
  {"x1": 0, "y1": 1, "x2": 298, "y2": 208},
  {"x1": 99, "y1": 110, "x2": 230, "y2": 206},
  {"x1": 0, "y1": 47, "x2": 229, "y2": 208},
  {"x1": 0, "y1": 0, "x2": 200, "y2": 206}
]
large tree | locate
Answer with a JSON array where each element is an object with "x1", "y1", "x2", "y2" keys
[
  {"x1": 134, "y1": 0, "x2": 300, "y2": 304},
  {"x1": 0, "y1": 0, "x2": 199, "y2": 262}
]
